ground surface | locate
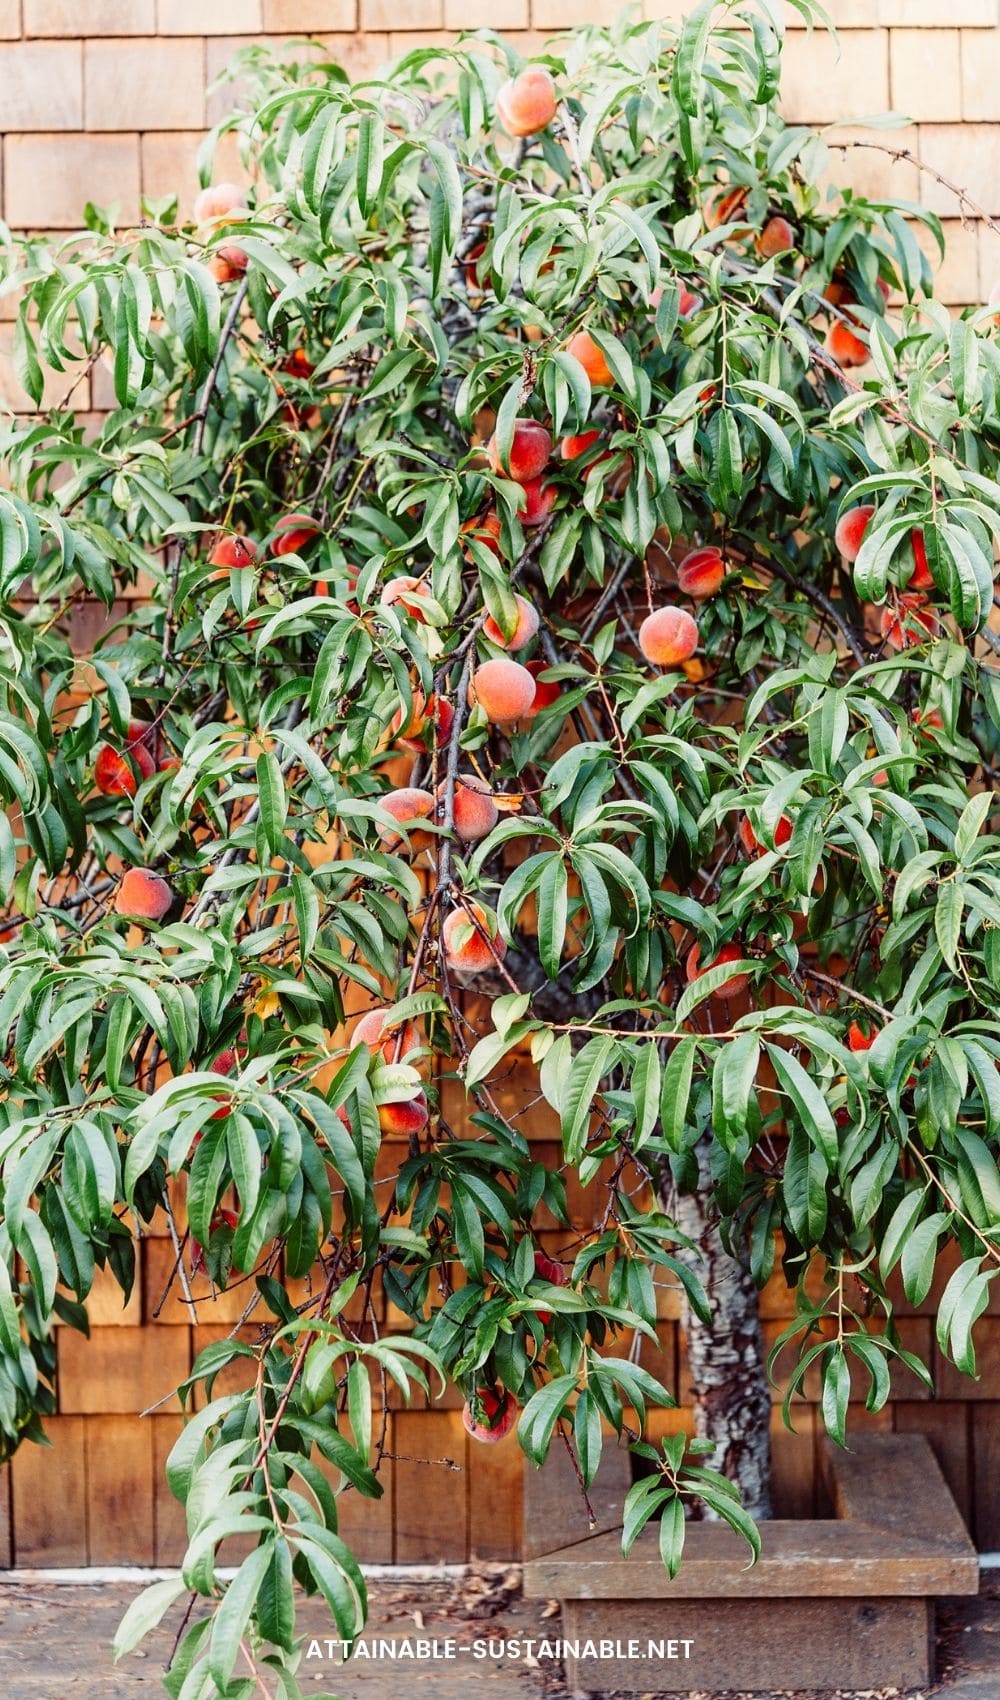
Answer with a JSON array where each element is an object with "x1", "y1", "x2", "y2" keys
[{"x1": 0, "y1": 1569, "x2": 996, "y2": 1700}]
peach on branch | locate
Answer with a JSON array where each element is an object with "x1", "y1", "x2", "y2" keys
[
  {"x1": 469, "y1": 657, "x2": 537, "y2": 724},
  {"x1": 377, "y1": 786, "x2": 436, "y2": 851},
  {"x1": 207, "y1": 1048, "x2": 239, "y2": 1120},
  {"x1": 95, "y1": 725, "x2": 156, "y2": 797},
  {"x1": 460, "y1": 510, "x2": 502, "y2": 560},
  {"x1": 650, "y1": 283, "x2": 702, "y2": 317},
  {"x1": 390, "y1": 691, "x2": 454, "y2": 754},
  {"x1": 380, "y1": 575, "x2": 432, "y2": 621},
  {"x1": 677, "y1": 546, "x2": 725, "y2": 598},
  {"x1": 208, "y1": 246, "x2": 248, "y2": 283},
  {"x1": 912, "y1": 706, "x2": 944, "y2": 740},
  {"x1": 517, "y1": 477, "x2": 557, "y2": 527},
  {"x1": 115, "y1": 868, "x2": 172, "y2": 925},
  {"x1": 880, "y1": 594, "x2": 939, "y2": 652},
  {"x1": 756, "y1": 215, "x2": 795, "y2": 258},
  {"x1": 907, "y1": 529, "x2": 933, "y2": 590},
  {"x1": 483, "y1": 593, "x2": 539, "y2": 652},
  {"x1": 486, "y1": 418, "x2": 552, "y2": 483},
  {"x1": 496, "y1": 66, "x2": 558, "y2": 138},
  {"x1": 442, "y1": 903, "x2": 506, "y2": 975},
  {"x1": 565, "y1": 330, "x2": 613, "y2": 389},
  {"x1": 534, "y1": 1248, "x2": 568, "y2": 1324},
  {"x1": 272, "y1": 513, "x2": 321, "y2": 557},
  {"x1": 518, "y1": 659, "x2": 561, "y2": 722},
  {"x1": 209, "y1": 533, "x2": 258, "y2": 572},
  {"x1": 559, "y1": 428, "x2": 603, "y2": 462},
  {"x1": 438, "y1": 774, "x2": 499, "y2": 843},
  {"x1": 354, "y1": 1005, "x2": 423, "y2": 1062},
  {"x1": 834, "y1": 506, "x2": 874, "y2": 563},
  {"x1": 826, "y1": 320, "x2": 869, "y2": 368},
  {"x1": 738, "y1": 813, "x2": 792, "y2": 856},
  {"x1": 377, "y1": 1089, "x2": 429, "y2": 1137},
  {"x1": 847, "y1": 1020, "x2": 877, "y2": 1052},
  {"x1": 638, "y1": 606, "x2": 699, "y2": 668},
  {"x1": 685, "y1": 941, "x2": 749, "y2": 1000},
  {"x1": 193, "y1": 181, "x2": 247, "y2": 225},
  {"x1": 462, "y1": 1387, "x2": 518, "y2": 1442}
]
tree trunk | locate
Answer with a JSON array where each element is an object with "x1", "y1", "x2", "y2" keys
[{"x1": 665, "y1": 1142, "x2": 773, "y2": 1519}]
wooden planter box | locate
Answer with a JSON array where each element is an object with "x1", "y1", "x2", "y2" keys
[{"x1": 523, "y1": 1434, "x2": 978, "y2": 1695}]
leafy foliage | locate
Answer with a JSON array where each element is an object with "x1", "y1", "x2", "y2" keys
[{"x1": 0, "y1": 2, "x2": 998, "y2": 1693}]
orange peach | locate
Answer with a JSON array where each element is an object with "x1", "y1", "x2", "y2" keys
[
  {"x1": 638, "y1": 606, "x2": 699, "y2": 667},
  {"x1": 565, "y1": 330, "x2": 613, "y2": 388},
  {"x1": 438, "y1": 774, "x2": 499, "y2": 843},
  {"x1": 677, "y1": 546, "x2": 725, "y2": 598},
  {"x1": 483, "y1": 593, "x2": 539, "y2": 652},
  {"x1": 650, "y1": 283, "x2": 702, "y2": 317},
  {"x1": 194, "y1": 181, "x2": 247, "y2": 225},
  {"x1": 519, "y1": 659, "x2": 561, "y2": 721},
  {"x1": 496, "y1": 66, "x2": 558, "y2": 138},
  {"x1": 390, "y1": 691, "x2": 454, "y2": 754},
  {"x1": 442, "y1": 903, "x2": 506, "y2": 975},
  {"x1": 209, "y1": 533, "x2": 258, "y2": 571},
  {"x1": 834, "y1": 506, "x2": 874, "y2": 563},
  {"x1": 738, "y1": 814, "x2": 792, "y2": 856},
  {"x1": 487, "y1": 418, "x2": 552, "y2": 483},
  {"x1": 880, "y1": 594, "x2": 939, "y2": 651},
  {"x1": 354, "y1": 1006, "x2": 423, "y2": 1062},
  {"x1": 469, "y1": 657, "x2": 537, "y2": 724},
  {"x1": 756, "y1": 215, "x2": 795, "y2": 258},
  {"x1": 685, "y1": 941, "x2": 749, "y2": 1000},
  {"x1": 559, "y1": 428, "x2": 602, "y2": 462},
  {"x1": 116, "y1": 868, "x2": 172, "y2": 924},
  {"x1": 95, "y1": 724, "x2": 156, "y2": 797},
  {"x1": 847, "y1": 1020, "x2": 876, "y2": 1052},
  {"x1": 460, "y1": 510, "x2": 502, "y2": 560},
  {"x1": 380, "y1": 575, "x2": 431, "y2": 620}
]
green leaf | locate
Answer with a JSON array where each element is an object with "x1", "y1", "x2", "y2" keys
[
  {"x1": 517, "y1": 1373, "x2": 578, "y2": 1465},
  {"x1": 209, "y1": 1540, "x2": 275, "y2": 1690},
  {"x1": 113, "y1": 1576, "x2": 188, "y2": 1662}
]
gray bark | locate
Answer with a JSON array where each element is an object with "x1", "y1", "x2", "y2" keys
[{"x1": 666, "y1": 1141, "x2": 773, "y2": 1520}]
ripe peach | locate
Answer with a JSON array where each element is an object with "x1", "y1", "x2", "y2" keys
[
  {"x1": 912, "y1": 706, "x2": 944, "y2": 740},
  {"x1": 460, "y1": 510, "x2": 502, "y2": 560},
  {"x1": 377, "y1": 786, "x2": 436, "y2": 850},
  {"x1": 191, "y1": 1206, "x2": 240, "y2": 1275},
  {"x1": 438, "y1": 774, "x2": 499, "y2": 843},
  {"x1": 462, "y1": 1387, "x2": 518, "y2": 1442},
  {"x1": 827, "y1": 320, "x2": 869, "y2": 368},
  {"x1": 390, "y1": 691, "x2": 454, "y2": 754},
  {"x1": 756, "y1": 215, "x2": 795, "y2": 258},
  {"x1": 738, "y1": 813, "x2": 792, "y2": 856},
  {"x1": 469, "y1": 658, "x2": 537, "y2": 724},
  {"x1": 272, "y1": 513, "x2": 321, "y2": 557},
  {"x1": 834, "y1": 506, "x2": 874, "y2": 563},
  {"x1": 706, "y1": 185, "x2": 750, "y2": 232},
  {"x1": 496, "y1": 66, "x2": 558, "y2": 138},
  {"x1": 566, "y1": 330, "x2": 613, "y2": 388},
  {"x1": 116, "y1": 868, "x2": 172, "y2": 924},
  {"x1": 517, "y1": 477, "x2": 557, "y2": 526},
  {"x1": 650, "y1": 283, "x2": 702, "y2": 317},
  {"x1": 880, "y1": 594, "x2": 939, "y2": 651},
  {"x1": 194, "y1": 182, "x2": 247, "y2": 225},
  {"x1": 209, "y1": 533, "x2": 258, "y2": 571},
  {"x1": 907, "y1": 528, "x2": 933, "y2": 590},
  {"x1": 377, "y1": 1090, "x2": 429, "y2": 1137},
  {"x1": 487, "y1": 419, "x2": 551, "y2": 483},
  {"x1": 95, "y1": 725, "x2": 156, "y2": 797},
  {"x1": 677, "y1": 546, "x2": 725, "y2": 598},
  {"x1": 685, "y1": 941, "x2": 749, "y2": 1000},
  {"x1": 280, "y1": 348, "x2": 314, "y2": 383},
  {"x1": 560, "y1": 428, "x2": 602, "y2": 462},
  {"x1": 638, "y1": 606, "x2": 699, "y2": 668},
  {"x1": 483, "y1": 593, "x2": 539, "y2": 652},
  {"x1": 380, "y1": 575, "x2": 431, "y2": 621},
  {"x1": 520, "y1": 659, "x2": 561, "y2": 720},
  {"x1": 354, "y1": 1006, "x2": 422, "y2": 1062},
  {"x1": 847, "y1": 1020, "x2": 876, "y2": 1052},
  {"x1": 534, "y1": 1248, "x2": 568, "y2": 1324},
  {"x1": 207, "y1": 1048, "x2": 238, "y2": 1120},
  {"x1": 442, "y1": 903, "x2": 506, "y2": 975},
  {"x1": 208, "y1": 252, "x2": 244, "y2": 285},
  {"x1": 464, "y1": 239, "x2": 488, "y2": 292}
]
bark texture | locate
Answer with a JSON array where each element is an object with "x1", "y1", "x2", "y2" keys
[{"x1": 667, "y1": 1142, "x2": 773, "y2": 1519}]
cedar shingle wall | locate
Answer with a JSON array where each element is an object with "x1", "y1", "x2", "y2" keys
[{"x1": 2, "y1": 0, "x2": 1000, "y2": 1565}]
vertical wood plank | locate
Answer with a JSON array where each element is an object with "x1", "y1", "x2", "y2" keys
[
  {"x1": 11, "y1": 1416, "x2": 87, "y2": 1565},
  {"x1": 86, "y1": 1415, "x2": 155, "y2": 1563},
  {"x1": 393, "y1": 1411, "x2": 467, "y2": 1562}
]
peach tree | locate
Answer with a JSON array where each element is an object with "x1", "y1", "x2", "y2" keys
[{"x1": 0, "y1": 1, "x2": 999, "y2": 1693}]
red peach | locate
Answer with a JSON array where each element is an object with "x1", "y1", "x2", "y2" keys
[
  {"x1": 390, "y1": 691, "x2": 454, "y2": 754},
  {"x1": 469, "y1": 658, "x2": 537, "y2": 724},
  {"x1": 354, "y1": 1006, "x2": 422, "y2": 1062},
  {"x1": 442, "y1": 904, "x2": 506, "y2": 975},
  {"x1": 907, "y1": 528, "x2": 933, "y2": 590},
  {"x1": 209, "y1": 533, "x2": 258, "y2": 571},
  {"x1": 519, "y1": 659, "x2": 561, "y2": 721},
  {"x1": 272, "y1": 513, "x2": 321, "y2": 557},
  {"x1": 650, "y1": 284, "x2": 702, "y2": 317},
  {"x1": 116, "y1": 868, "x2": 172, "y2": 924},
  {"x1": 487, "y1": 419, "x2": 552, "y2": 483},
  {"x1": 460, "y1": 510, "x2": 502, "y2": 559},
  {"x1": 438, "y1": 774, "x2": 499, "y2": 843},
  {"x1": 847, "y1": 1020, "x2": 877, "y2": 1052},
  {"x1": 827, "y1": 321, "x2": 869, "y2": 368},
  {"x1": 880, "y1": 594, "x2": 939, "y2": 651},
  {"x1": 462, "y1": 1387, "x2": 518, "y2": 1442},
  {"x1": 380, "y1": 575, "x2": 431, "y2": 621},
  {"x1": 566, "y1": 330, "x2": 613, "y2": 388},
  {"x1": 738, "y1": 814, "x2": 792, "y2": 856},
  {"x1": 834, "y1": 506, "x2": 874, "y2": 563},
  {"x1": 517, "y1": 477, "x2": 557, "y2": 527},
  {"x1": 638, "y1": 606, "x2": 699, "y2": 667},
  {"x1": 496, "y1": 66, "x2": 558, "y2": 138},
  {"x1": 377, "y1": 1090, "x2": 429, "y2": 1137},
  {"x1": 677, "y1": 546, "x2": 725, "y2": 598},
  {"x1": 559, "y1": 428, "x2": 602, "y2": 462},
  {"x1": 533, "y1": 1248, "x2": 568, "y2": 1324},
  {"x1": 483, "y1": 594, "x2": 539, "y2": 652},
  {"x1": 685, "y1": 941, "x2": 749, "y2": 1000},
  {"x1": 912, "y1": 706, "x2": 944, "y2": 739},
  {"x1": 208, "y1": 252, "x2": 245, "y2": 285},
  {"x1": 95, "y1": 726, "x2": 156, "y2": 797},
  {"x1": 756, "y1": 215, "x2": 795, "y2": 258}
]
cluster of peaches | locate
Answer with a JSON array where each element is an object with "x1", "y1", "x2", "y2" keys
[{"x1": 834, "y1": 503, "x2": 938, "y2": 651}]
